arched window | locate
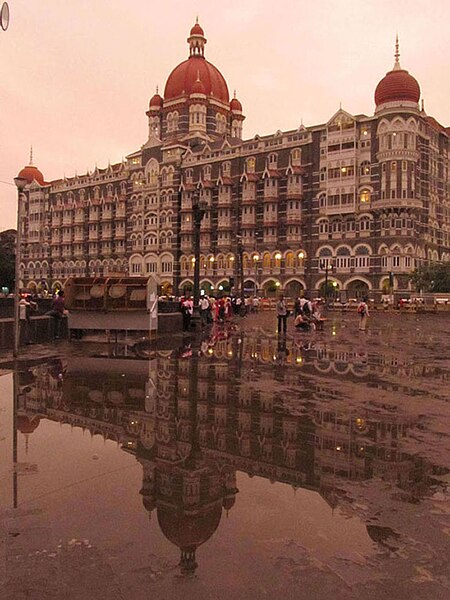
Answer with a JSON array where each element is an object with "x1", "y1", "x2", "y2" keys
[
  {"x1": 354, "y1": 245, "x2": 370, "y2": 269},
  {"x1": 336, "y1": 247, "x2": 351, "y2": 270}
]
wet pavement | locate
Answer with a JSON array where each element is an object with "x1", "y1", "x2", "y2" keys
[{"x1": 0, "y1": 311, "x2": 449, "y2": 599}]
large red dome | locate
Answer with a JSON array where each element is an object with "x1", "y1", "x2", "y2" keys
[
  {"x1": 375, "y1": 68, "x2": 420, "y2": 107},
  {"x1": 17, "y1": 165, "x2": 45, "y2": 186},
  {"x1": 164, "y1": 56, "x2": 229, "y2": 103},
  {"x1": 157, "y1": 502, "x2": 222, "y2": 550}
]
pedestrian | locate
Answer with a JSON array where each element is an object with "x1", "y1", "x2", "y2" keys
[
  {"x1": 294, "y1": 296, "x2": 302, "y2": 317},
  {"x1": 19, "y1": 295, "x2": 36, "y2": 345},
  {"x1": 252, "y1": 296, "x2": 259, "y2": 313},
  {"x1": 357, "y1": 296, "x2": 369, "y2": 331},
  {"x1": 181, "y1": 295, "x2": 194, "y2": 331},
  {"x1": 276, "y1": 294, "x2": 288, "y2": 334},
  {"x1": 48, "y1": 290, "x2": 65, "y2": 339},
  {"x1": 199, "y1": 294, "x2": 210, "y2": 328}
]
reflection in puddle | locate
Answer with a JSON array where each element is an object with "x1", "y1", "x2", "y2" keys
[{"x1": 3, "y1": 325, "x2": 449, "y2": 597}]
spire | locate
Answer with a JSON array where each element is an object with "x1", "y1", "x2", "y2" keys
[
  {"x1": 29, "y1": 146, "x2": 33, "y2": 166},
  {"x1": 393, "y1": 34, "x2": 401, "y2": 70},
  {"x1": 233, "y1": 90, "x2": 236, "y2": 99},
  {"x1": 156, "y1": 84, "x2": 159, "y2": 95},
  {"x1": 188, "y1": 20, "x2": 206, "y2": 58}
]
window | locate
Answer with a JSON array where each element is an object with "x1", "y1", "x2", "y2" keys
[
  {"x1": 146, "y1": 261, "x2": 157, "y2": 273},
  {"x1": 360, "y1": 190, "x2": 370, "y2": 203}
]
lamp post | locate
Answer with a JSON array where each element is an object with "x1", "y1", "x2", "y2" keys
[
  {"x1": 13, "y1": 176, "x2": 28, "y2": 358},
  {"x1": 252, "y1": 253, "x2": 260, "y2": 296},
  {"x1": 319, "y1": 258, "x2": 334, "y2": 303},
  {"x1": 236, "y1": 235, "x2": 244, "y2": 303},
  {"x1": 192, "y1": 192, "x2": 207, "y2": 309}
]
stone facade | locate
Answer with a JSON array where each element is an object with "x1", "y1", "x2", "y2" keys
[{"x1": 16, "y1": 24, "x2": 450, "y2": 298}]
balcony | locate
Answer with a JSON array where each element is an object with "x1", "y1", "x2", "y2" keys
[
  {"x1": 218, "y1": 191, "x2": 232, "y2": 207},
  {"x1": 286, "y1": 211, "x2": 301, "y2": 224},
  {"x1": 115, "y1": 228, "x2": 126, "y2": 239},
  {"x1": 88, "y1": 231, "x2": 99, "y2": 241},
  {"x1": 101, "y1": 229, "x2": 113, "y2": 240},
  {"x1": 102, "y1": 210, "x2": 113, "y2": 221},
  {"x1": 62, "y1": 216, "x2": 74, "y2": 226},
  {"x1": 74, "y1": 213, "x2": 85, "y2": 224},
  {"x1": 181, "y1": 222, "x2": 193, "y2": 233},
  {"x1": 286, "y1": 185, "x2": 302, "y2": 199},
  {"x1": 88, "y1": 211, "x2": 100, "y2": 222}
]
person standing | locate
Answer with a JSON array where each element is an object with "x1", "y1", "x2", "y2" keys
[
  {"x1": 19, "y1": 295, "x2": 36, "y2": 345},
  {"x1": 199, "y1": 295, "x2": 210, "y2": 328},
  {"x1": 357, "y1": 296, "x2": 369, "y2": 331},
  {"x1": 182, "y1": 295, "x2": 194, "y2": 331},
  {"x1": 49, "y1": 290, "x2": 65, "y2": 339},
  {"x1": 276, "y1": 294, "x2": 288, "y2": 335}
]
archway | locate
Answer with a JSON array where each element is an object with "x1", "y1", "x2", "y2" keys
[
  {"x1": 262, "y1": 279, "x2": 281, "y2": 298},
  {"x1": 318, "y1": 280, "x2": 340, "y2": 300},
  {"x1": 346, "y1": 279, "x2": 370, "y2": 300},
  {"x1": 160, "y1": 281, "x2": 173, "y2": 296},
  {"x1": 284, "y1": 279, "x2": 304, "y2": 299},
  {"x1": 200, "y1": 280, "x2": 214, "y2": 295},
  {"x1": 244, "y1": 279, "x2": 257, "y2": 295},
  {"x1": 217, "y1": 279, "x2": 231, "y2": 294}
]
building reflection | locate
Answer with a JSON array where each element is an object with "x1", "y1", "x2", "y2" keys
[{"x1": 13, "y1": 330, "x2": 447, "y2": 573}]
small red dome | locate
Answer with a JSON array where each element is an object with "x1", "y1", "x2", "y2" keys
[
  {"x1": 164, "y1": 56, "x2": 229, "y2": 103},
  {"x1": 375, "y1": 68, "x2": 420, "y2": 107},
  {"x1": 17, "y1": 415, "x2": 41, "y2": 434},
  {"x1": 149, "y1": 92, "x2": 163, "y2": 109},
  {"x1": 17, "y1": 165, "x2": 45, "y2": 186},
  {"x1": 230, "y1": 97, "x2": 242, "y2": 112},
  {"x1": 190, "y1": 23, "x2": 204, "y2": 36}
]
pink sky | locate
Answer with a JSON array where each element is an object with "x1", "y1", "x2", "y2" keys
[{"x1": 1, "y1": 0, "x2": 449, "y2": 230}]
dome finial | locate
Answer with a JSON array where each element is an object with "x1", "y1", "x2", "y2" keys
[
  {"x1": 394, "y1": 34, "x2": 401, "y2": 70},
  {"x1": 29, "y1": 145, "x2": 33, "y2": 166},
  {"x1": 156, "y1": 84, "x2": 159, "y2": 94}
]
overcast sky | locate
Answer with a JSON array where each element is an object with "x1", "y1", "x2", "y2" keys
[{"x1": 1, "y1": 0, "x2": 449, "y2": 230}]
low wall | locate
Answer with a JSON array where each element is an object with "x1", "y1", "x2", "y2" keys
[{"x1": 0, "y1": 312, "x2": 182, "y2": 349}]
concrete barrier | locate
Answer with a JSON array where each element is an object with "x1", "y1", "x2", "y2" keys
[{"x1": 0, "y1": 312, "x2": 182, "y2": 349}]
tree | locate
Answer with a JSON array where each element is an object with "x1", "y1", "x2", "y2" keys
[
  {"x1": 0, "y1": 229, "x2": 16, "y2": 292},
  {"x1": 410, "y1": 263, "x2": 450, "y2": 293}
]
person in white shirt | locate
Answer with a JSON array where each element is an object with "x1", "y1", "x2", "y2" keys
[
  {"x1": 182, "y1": 296, "x2": 194, "y2": 331},
  {"x1": 199, "y1": 295, "x2": 210, "y2": 327},
  {"x1": 357, "y1": 297, "x2": 370, "y2": 331}
]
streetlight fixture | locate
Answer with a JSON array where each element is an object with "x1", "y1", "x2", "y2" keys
[
  {"x1": 236, "y1": 234, "x2": 244, "y2": 303},
  {"x1": 13, "y1": 176, "x2": 28, "y2": 357}
]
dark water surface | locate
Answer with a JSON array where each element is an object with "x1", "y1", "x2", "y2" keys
[{"x1": 1, "y1": 313, "x2": 449, "y2": 599}]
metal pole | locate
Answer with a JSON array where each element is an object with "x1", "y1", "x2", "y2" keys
[
  {"x1": 13, "y1": 183, "x2": 26, "y2": 357},
  {"x1": 193, "y1": 212, "x2": 201, "y2": 308}
]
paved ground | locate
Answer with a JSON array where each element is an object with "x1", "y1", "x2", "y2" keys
[{"x1": 0, "y1": 310, "x2": 449, "y2": 599}]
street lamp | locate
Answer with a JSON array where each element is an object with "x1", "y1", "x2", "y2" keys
[
  {"x1": 236, "y1": 234, "x2": 244, "y2": 302},
  {"x1": 319, "y1": 258, "x2": 334, "y2": 302},
  {"x1": 192, "y1": 192, "x2": 207, "y2": 310},
  {"x1": 13, "y1": 176, "x2": 28, "y2": 357},
  {"x1": 252, "y1": 253, "x2": 260, "y2": 296}
]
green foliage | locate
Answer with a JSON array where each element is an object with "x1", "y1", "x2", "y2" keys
[
  {"x1": 410, "y1": 262, "x2": 450, "y2": 293},
  {"x1": 0, "y1": 248, "x2": 15, "y2": 290}
]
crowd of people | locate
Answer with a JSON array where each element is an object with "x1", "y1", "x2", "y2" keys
[
  {"x1": 180, "y1": 294, "x2": 262, "y2": 331},
  {"x1": 276, "y1": 295, "x2": 327, "y2": 334}
]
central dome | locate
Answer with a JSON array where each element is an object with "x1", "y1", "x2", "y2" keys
[
  {"x1": 164, "y1": 57, "x2": 229, "y2": 102},
  {"x1": 163, "y1": 21, "x2": 229, "y2": 103}
]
